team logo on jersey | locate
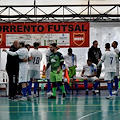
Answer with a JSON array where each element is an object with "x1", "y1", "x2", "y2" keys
[
  {"x1": 73, "y1": 33, "x2": 85, "y2": 46},
  {"x1": 51, "y1": 59, "x2": 56, "y2": 62},
  {"x1": 0, "y1": 34, "x2": 2, "y2": 45}
]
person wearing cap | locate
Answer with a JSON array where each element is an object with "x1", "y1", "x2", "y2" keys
[
  {"x1": 64, "y1": 48, "x2": 79, "y2": 94},
  {"x1": 44, "y1": 43, "x2": 66, "y2": 99}
]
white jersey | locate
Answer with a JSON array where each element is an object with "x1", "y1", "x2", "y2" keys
[
  {"x1": 16, "y1": 47, "x2": 28, "y2": 69},
  {"x1": 98, "y1": 51, "x2": 118, "y2": 72},
  {"x1": 113, "y1": 48, "x2": 120, "y2": 76},
  {"x1": 83, "y1": 63, "x2": 97, "y2": 76},
  {"x1": 64, "y1": 54, "x2": 77, "y2": 69},
  {"x1": 28, "y1": 49, "x2": 42, "y2": 70}
]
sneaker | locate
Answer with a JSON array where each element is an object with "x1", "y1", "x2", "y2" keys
[
  {"x1": 33, "y1": 94, "x2": 37, "y2": 98},
  {"x1": 63, "y1": 93, "x2": 66, "y2": 98},
  {"x1": 92, "y1": 90, "x2": 96, "y2": 95},
  {"x1": 47, "y1": 91, "x2": 53, "y2": 97},
  {"x1": 27, "y1": 95, "x2": 33, "y2": 100},
  {"x1": 18, "y1": 97, "x2": 27, "y2": 101},
  {"x1": 112, "y1": 91, "x2": 118, "y2": 95},
  {"x1": 48, "y1": 95, "x2": 56, "y2": 99},
  {"x1": 86, "y1": 89, "x2": 88, "y2": 95},
  {"x1": 106, "y1": 95, "x2": 113, "y2": 100}
]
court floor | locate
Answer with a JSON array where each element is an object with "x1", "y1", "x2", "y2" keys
[{"x1": 0, "y1": 90, "x2": 120, "y2": 120}]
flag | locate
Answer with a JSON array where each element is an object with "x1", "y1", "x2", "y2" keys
[{"x1": 64, "y1": 69, "x2": 70, "y2": 84}]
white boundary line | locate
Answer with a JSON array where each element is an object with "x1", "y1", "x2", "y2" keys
[{"x1": 78, "y1": 111, "x2": 101, "y2": 120}]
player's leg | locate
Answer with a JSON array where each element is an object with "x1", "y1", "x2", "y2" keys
[
  {"x1": 84, "y1": 78, "x2": 88, "y2": 95},
  {"x1": 56, "y1": 70, "x2": 66, "y2": 98},
  {"x1": 48, "y1": 71, "x2": 56, "y2": 98},
  {"x1": 92, "y1": 77, "x2": 99, "y2": 95}
]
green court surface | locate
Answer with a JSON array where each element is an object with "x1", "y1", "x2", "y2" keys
[{"x1": 0, "y1": 91, "x2": 120, "y2": 120}]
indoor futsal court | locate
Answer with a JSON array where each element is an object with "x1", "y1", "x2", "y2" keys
[{"x1": 0, "y1": 90, "x2": 120, "y2": 120}]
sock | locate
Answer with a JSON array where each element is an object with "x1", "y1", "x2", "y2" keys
[
  {"x1": 107, "y1": 83, "x2": 112, "y2": 96},
  {"x1": 93, "y1": 81, "x2": 99, "y2": 90},
  {"x1": 57, "y1": 83, "x2": 62, "y2": 92},
  {"x1": 28, "y1": 81, "x2": 32, "y2": 90},
  {"x1": 47, "y1": 79, "x2": 51, "y2": 92},
  {"x1": 34, "y1": 82, "x2": 38, "y2": 94},
  {"x1": 52, "y1": 87, "x2": 57, "y2": 96},
  {"x1": 118, "y1": 81, "x2": 120, "y2": 89},
  {"x1": 60, "y1": 85, "x2": 66, "y2": 93},
  {"x1": 75, "y1": 84, "x2": 79, "y2": 92},
  {"x1": 111, "y1": 82, "x2": 113, "y2": 89},
  {"x1": 114, "y1": 77, "x2": 118, "y2": 91},
  {"x1": 65, "y1": 83, "x2": 67, "y2": 92},
  {"x1": 22, "y1": 87, "x2": 27, "y2": 97},
  {"x1": 27, "y1": 84, "x2": 31, "y2": 95},
  {"x1": 84, "y1": 80, "x2": 88, "y2": 90}
]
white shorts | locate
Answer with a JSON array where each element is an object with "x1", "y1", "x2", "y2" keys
[
  {"x1": 83, "y1": 76, "x2": 98, "y2": 83},
  {"x1": 28, "y1": 70, "x2": 40, "y2": 80},
  {"x1": 104, "y1": 72, "x2": 115, "y2": 81},
  {"x1": 19, "y1": 69, "x2": 28, "y2": 83}
]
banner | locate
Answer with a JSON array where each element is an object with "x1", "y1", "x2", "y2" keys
[{"x1": 0, "y1": 22, "x2": 89, "y2": 48}]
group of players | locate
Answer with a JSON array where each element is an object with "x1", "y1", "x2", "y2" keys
[{"x1": 2, "y1": 40, "x2": 120, "y2": 100}]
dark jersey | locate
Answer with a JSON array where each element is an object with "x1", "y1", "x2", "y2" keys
[{"x1": 48, "y1": 52, "x2": 64, "y2": 72}]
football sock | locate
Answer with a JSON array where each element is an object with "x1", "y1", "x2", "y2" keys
[
  {"x1": 22, "y1": 87, "x2": 27, "y2": 97},
  {"x1": 84, "y1": 80, "x2": 88, "y2": 90},
  {"x1": 114, "y1": 77, "x2": 118, "y2": 91},
  {"x1": 34, "y1": 82, "x2": 38, "y2": 94},
  {"x1": 47, "y1": 79, "x2": 51, "y2": 92},
  {"x1": 107, "y1": 83, "x2": 112, "y2": 96}
]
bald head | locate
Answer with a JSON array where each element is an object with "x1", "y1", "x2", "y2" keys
[{"x1": 13, "y1": 40, "x2": 19, "y2": 49}]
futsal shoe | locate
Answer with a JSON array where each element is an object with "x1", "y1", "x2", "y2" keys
[
  {"x1": 112, "y1": 91, "x2": 118, "y2": 96},
  {"x1": 85, "y1": 89, "x2": 88, "y2": 95},
  {"x1": 92, "y1": 90, "x2": 96, "y2": 95},
  {"x1": 63, "y1": 93, "x2": 66, "y2": 98},
  {"x1": 18, "y1": 97, "x2": 27, "y2": 101},
  {"x1": 48, "y1": 95, "x2": 56, "y2": 99},
  {"x1": 106, "y1": 95, "x2": 113, "y2": 100}
]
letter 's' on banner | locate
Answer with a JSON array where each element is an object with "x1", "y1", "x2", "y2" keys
[{"x1": 0, "y1": 22, "x2": 89, "y2": 48}]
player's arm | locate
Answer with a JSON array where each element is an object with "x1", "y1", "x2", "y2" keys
[
  {"x1": 57, "y1": 53, "x2": 64, "y2": 74},
  {"x1": 3, "y1": 49, "x2": 17, "y2": 56},
  {"x1": 97, "y1": 54, "x2": 105, "y2": 67},
  {"x1": 81, "y1": 70, "x2": 85, "y2": 77}
]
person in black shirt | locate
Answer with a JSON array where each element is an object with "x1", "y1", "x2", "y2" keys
[
  {"x1": 88, "y1": 40, "x2": 102, "y2": 78},
  {"x1": 6, "y1": 40, "x2": 21, "y2": 100}
]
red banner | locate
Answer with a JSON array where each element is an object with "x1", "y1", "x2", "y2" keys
[{"x1": 0, "y1": 22, "x2": 89, "y2": 48}]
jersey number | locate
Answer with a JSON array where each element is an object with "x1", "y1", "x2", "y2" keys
[
  {"x1": 33, "y1": 57, "x2": 40, "y2": 64},
  {"x1": 110, "y1": 57, "x2": 113, "y2": 65}
]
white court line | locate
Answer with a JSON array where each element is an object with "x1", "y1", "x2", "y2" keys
[{"x1": 78, "y1": 111, "x2": 101, "y2": 120}]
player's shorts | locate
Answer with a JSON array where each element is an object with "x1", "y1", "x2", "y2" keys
[
  {"x1": 28, "y1": 70, "x2": 40, "y2": 80},
  {"x1": 50, "y1": 70, "x2": 62, "y2": 82},
  {"x1": 19, "y1": 69, "x2": 28, "y2": 83},
  {"x1": 82, "y1": 76, "x2": 99, "y2": 83},
  {"x1": 104, "y1": 72, "x2": 115, "y2": 81}
]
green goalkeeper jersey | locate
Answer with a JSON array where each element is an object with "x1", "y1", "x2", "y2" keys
[{"x1": 48, "y1": 52, "x2": 64, "y2": 72}]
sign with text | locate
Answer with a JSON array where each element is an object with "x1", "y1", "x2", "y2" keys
[{"x1": 0, "y1": 22, "x2": 89, "y2": 48}]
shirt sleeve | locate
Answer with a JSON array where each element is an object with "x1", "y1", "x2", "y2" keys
[{"x1": 6, "y1": 50, "x2": 18, "y2": 56}]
